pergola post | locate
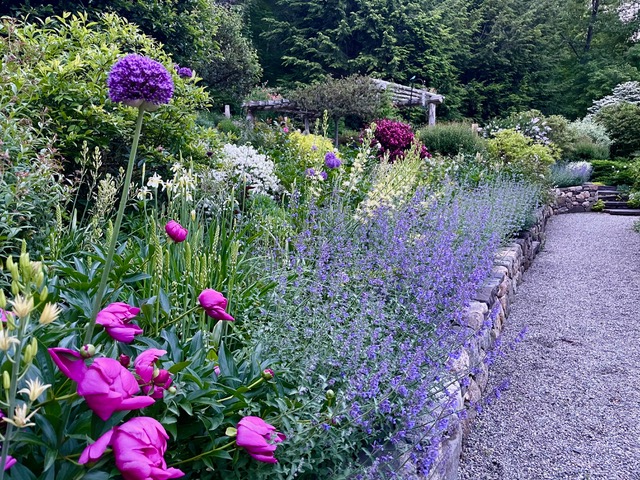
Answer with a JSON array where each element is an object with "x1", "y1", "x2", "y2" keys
[{"x1": 428, "y1": 103, "x2": 437, "y2": 126}]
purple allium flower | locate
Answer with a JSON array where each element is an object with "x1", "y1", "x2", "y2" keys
[
  {"x1": 176, "y1": 66, "x2": 193, "y2": 79},
  {"x1": 324, "y1": 152, "x2": 341, "y2": 169},
  {"x1": 320, "y1": 171, "x2": 328, "y2": 181},
  {"x1": 305, "y1": 168, "x2": 316, "y2": 178},
  {"x1": 108, "y1": 54, "x2": 174, "y2": 111}
]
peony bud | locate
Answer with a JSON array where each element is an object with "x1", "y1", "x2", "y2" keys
[
  {"x1": 325, "y1": 389, "x2": 335, "y2": 400},
  {"x1": 80, "y1": 344, "x2": 96, "y2": 358},
  {"x1": 262, "y1": 369, "x2": 274, "y2": 380},
  {"x1": 119, "y1": 354, "x2": 131, "y2": 368},
  {"x1": 167, "y1": 386, "x2": 177, "y2": 394}
]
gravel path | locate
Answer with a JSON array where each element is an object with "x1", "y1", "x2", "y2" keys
[{"x1": 459, "y1": 213, "x2": 640, "y2": 480}]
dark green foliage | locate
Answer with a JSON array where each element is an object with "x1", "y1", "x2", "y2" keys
[
  {"x1": 569, "y1": 139, "x2": 610, "y2": 161},
  {"x1": 417, "y1": 123, "x2": 486, "y2": 157},
  {"x1": 596, "y1": 103, "x2": 640, "y2": 158},
  {"x1": 590, "y1": 160, "x2": 637, "y2": 185}
]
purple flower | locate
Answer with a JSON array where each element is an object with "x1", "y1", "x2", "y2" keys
[
  {"x1": 108, "y1": 54, "x2": 174, "y2": 111},
  {"x1": 320, "y1": 171, "x2": 328, "y2": 181},
  {"x1": 176, "y1": 66, "x2": 193, "y2": 79},
  {"x1": 305, "y1": 168, "x2": 316, "y2": 178},
  {"x1": 324, "y1": 152, "x2": 341, "y2": 169}
]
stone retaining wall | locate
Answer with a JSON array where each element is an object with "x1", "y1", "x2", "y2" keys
[
  {"x1": 553, "y1": 184, "x2": 599, "y2": 214},
  {"x1": 428, "y1": 205, "x2": 554, "y2": 480}
]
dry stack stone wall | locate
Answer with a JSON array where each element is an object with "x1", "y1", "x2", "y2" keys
[
  {"x1": 427, "y1": 205, "x2": 554, "y2": 480},
  {"x1": 553, "y1": 184, "x2": 599, "y2": 214}
]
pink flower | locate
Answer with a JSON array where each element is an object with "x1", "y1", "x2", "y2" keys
[
  {"x1": 0, "y1": 309, "x2": 7, "y2": 322},
  {"x1": 48, "y1": 348, "x2": 154, "y2": 421},
  {"x1": 198, "y1": 289, "x2": 234, "y2": 321},
  {"x1": 282, "y1": 127, "x2": 289, "y2": 133},
  {"x1": 236, "y1": 416, "x2": 285, "y2": 464},
  {"x1": 144, "y1": 369, "x2": 172, "y2": 399},
  {"x1": 214, "y1": 365, "x2": 221, "y2": 376},
  {"x1": 79, "y1": 417, "x2": 184, "y2": 480},
  {"x1": 134, "y1": 349, "x2": 167, "y2": 384},
  {"x1": 165, "y1": 220, "x2": 188, "y2": 242},
  {"x1": 96, "y1": 302, "x2": 142, "y2": 343}
]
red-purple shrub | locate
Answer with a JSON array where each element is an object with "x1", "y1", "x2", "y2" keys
[{"x1": 371, "y1": 119, "x2": 430, "y2": 162}]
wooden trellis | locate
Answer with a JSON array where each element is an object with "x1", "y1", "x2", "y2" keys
[{"x1": 242, "y1": 78, "x2": 444, "y2": 130}]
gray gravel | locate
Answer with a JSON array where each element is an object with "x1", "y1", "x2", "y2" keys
[{"x1": 459, "y1": 213, "x2": 640, "y2": 480}]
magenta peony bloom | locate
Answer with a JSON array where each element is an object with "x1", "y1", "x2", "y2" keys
[
  {"x1": 165, "y1": 220, "x2": 188, "y2": 242},
  {"x1": 1, "y1": 453, "x2": 16, "y2": 471},
  {"x1": 108, "y1": 54, "x2": 174, "y2": 111},
  {"x1": 236, "y1": 416, "x2": 285, "y2": 464},
  {"x1": 214, "y1": 365, "x2": 221, "y2": 376},
  {"x1": 48, "y1": 348, "x2": 154, "y2": 420},
  {"x1": 324, "y1": 152, "x2": 341, "y2": 169},
  {"x1": 198, "y1": 289, "x2": 234, "y2": 321},
  {"x1": 96, "y1": 302, "x2": 143, "y2": 343},
  {"x1": 134, "y1": 349, "x2": 166, "y2": 384},
  {"x1": 79, "y1": 417, "x2": 184, "y2": 480},
  {"x1": 0, "y1": 309, "x2": 7, "y2": 322}
]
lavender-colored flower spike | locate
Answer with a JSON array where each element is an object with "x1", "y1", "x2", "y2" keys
[{"x1": 108, "y1": 54, "x2": 174, "y2": 111}]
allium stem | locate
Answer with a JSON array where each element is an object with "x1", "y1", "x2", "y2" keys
[{"x1": 84, "y1": 108, "x2": 145, "y2": 344}]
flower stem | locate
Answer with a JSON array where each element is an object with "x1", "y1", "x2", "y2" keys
[
  {"x1": 0, "y1": 312, "x2": 30, "y2": 478},
  {"x1": 172, "y1": 440, "x2": 236, "y2": 465},
  {"x1": 219, "y1": 377, "x2": 264, "y2": 403},
  {"x1": 84, "y1": 108, "x2": 145, "y2": 344}
]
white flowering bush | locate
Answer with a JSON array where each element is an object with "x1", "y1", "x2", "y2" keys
[
  {"x1": 588, "y1": 81, "x2": 640, "y2": 116},
  {"x1": 218, "y1": 144, "x2": 280, "y2": 197}
]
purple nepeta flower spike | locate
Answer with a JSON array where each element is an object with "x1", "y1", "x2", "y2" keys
[
  {"x1": 324, "y1": 152, "x2": 341, "y2": 169},
  {"x1": 108, "y1": 54, "x2": 174, "y2": 111}
]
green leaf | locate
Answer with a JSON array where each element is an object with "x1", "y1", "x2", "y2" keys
[{"x1": 168, "y1": 361, "x2": 191, "y2": 374}]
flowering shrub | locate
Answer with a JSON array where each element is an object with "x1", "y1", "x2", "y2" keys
[
  {"x1": 588, "y1": 81, "x2": 640, "y2": 116},
  {"x1": 371, "y1": 119, "x2": 430, "y2": 162},
  {"x1": 216, "y1": 144, "x2": 281, "y2": 197},
  {"x1": 482, "y1": 110, "x2": 552, "y2": 146}
]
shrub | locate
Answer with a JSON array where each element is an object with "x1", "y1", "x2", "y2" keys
[
  {"x1": 591, "y1": 199, "x2": 606, "y2": 212},
  {"x1": 596, "y1": 103, "x2": 640, "y2": 158},
  {"x1": 550, "y1": 162, "x2": 592, "y2": 188},
  {"x1": 569, "y1": 139, "x2": 610, "y2": 161},
  {"x1": 567, "y1": 117, "x2": 612, "y2": 149},
  {"x1": 588, "y1": 81, "x2": 640, "y2": 116},
  {"x1": 486, "y1": 129, "x2": 558, "y2": 183},
  {"x1": 417, "y1": 123, "x2": 486, "y2": 157},
  {"x1": 590, "y1": 160, "x2": 638, "y2": 186},
  {"x1": 482, "y1": 109, "x2": 552, "y2": 146},
  {"x1": 214, "y1": 144, "x2": 281, "y2": 198},
  {"x1": 0, "y1": 13, "x2": 216, "y2": 168},
  {"x1": 372, "y1": 118, "x2": 429, "y2": 162}
]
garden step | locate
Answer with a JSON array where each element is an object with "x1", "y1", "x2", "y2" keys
[
  {"x1": 597, "y1": 185, "x2": 617, "y2": 191},
  {"x1": 604, "y1": 201, "x2": 630, "y2": 208},
  {"x1": 603, "y1": 209, "x2": 640, "y2": 216},
  {"x1": 599, "y1": 193, "x2": 627, "y2": 201}
]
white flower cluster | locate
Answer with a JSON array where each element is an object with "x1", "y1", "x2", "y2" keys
[{"x1": 218, "y1": 144, "x2": 280, "y2": 197}]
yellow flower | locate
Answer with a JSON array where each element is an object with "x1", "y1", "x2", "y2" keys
[
  {"x1": 19, "y1": 378, "x2": 51, "y2": 402},
  {"x1": 39, "y1": 303, "x2": 60, "y2": 325},
  {"x1": 0, "y1": 330, "x2": 20, "y2": 352},
  {"x1": 11, "y1": 295, "x2": 34, "y2": 319}
]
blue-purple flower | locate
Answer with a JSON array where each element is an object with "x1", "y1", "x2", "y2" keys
[
  {"x1": 324, "y1": 152, "x2": 341, "y2": 169},
  {"x1": 108, "y1": 54, "x2": 174, "y2": 111},
  {"x1": 175, "y1": 65, "x2": 194, "y2": 79}
]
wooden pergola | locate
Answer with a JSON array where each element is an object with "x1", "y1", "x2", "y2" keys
[{"x1": 242, "y1": 78, "x2": 444, "y2": 131}]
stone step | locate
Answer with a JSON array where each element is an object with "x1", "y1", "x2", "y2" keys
[
  {"x1": 603, "y1": 209, "x2": 640, "y2": 216},
  {"x1": 599, "y1": 192, "x2": 627, "y2": 200},
  {"x1": 597, "y1": 185, "x2": 617, "y2": 191},
  {"x1": 604, "y1": 200, "x2": 630, "y2": 208}
]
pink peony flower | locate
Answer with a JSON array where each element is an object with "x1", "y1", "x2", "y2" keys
[
  {"x1": 0, "y1": 309, "x2": 7, "y2": 322},
  {"x1": 236, "y1": 416, "x2": 285, "y2": 464},
  {"x1": 48, "y1": 348, "x2": 154, "y2": 421},
  {"x1": 214, "y1": 365, "x2": 221, "y2": 376},
  {"x1": 144, "y1": 369, "x2": 172, "y2": 399},
  {"x1": 198, "y1": 289, "x2": 234, "y2": 321},
  {"x1": 165, "y1": 220, "x2": 188, "y2": 243},
  {"x1": 79, "y1": 417, "x2": 184, "y2": 480},
  {"x1": 134, "y1": 349, "x2": 167, "y2": 384},
  {"x1": 96, "y1": 302, "x2": 143, "y2": 343}
]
